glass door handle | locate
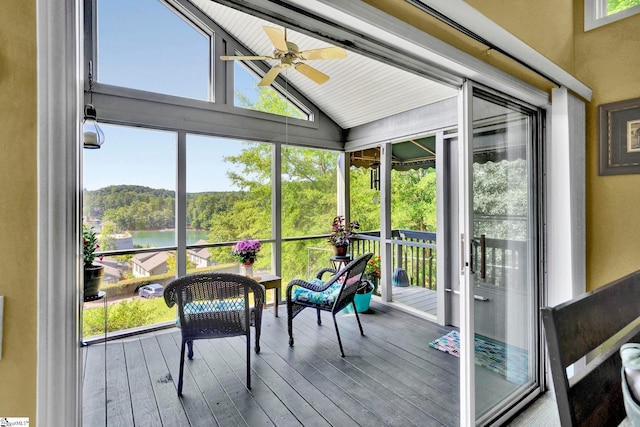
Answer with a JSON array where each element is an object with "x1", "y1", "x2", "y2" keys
[{"x1": 480, "y1": 234, "x2": 486, "y2": 279}]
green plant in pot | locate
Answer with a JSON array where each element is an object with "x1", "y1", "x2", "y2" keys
[
  {"x1": 364, "y1": 255, "x2": 381, "y2": 296},
  {"x1": 328, "y1": 215, "x2": 359, "y2": 256},
  {"x1": 83, "y1": 224, "x2": 104, "y2": 301}
]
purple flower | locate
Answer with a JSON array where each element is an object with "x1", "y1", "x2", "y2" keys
[{"x1": 231, "y1": 239, "x2": 261, "y2": 263}]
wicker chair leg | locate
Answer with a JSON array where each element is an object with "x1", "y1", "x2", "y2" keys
[
  {"x1": 353, "y1": 303, "x2": 364, "y2": 336},
  {"x1": 288, "y1": 304, "x2": 294, "y2": 347},
  {"x1": 332, "y1": 314, "x2": 345, "y2": 357},
  {"x1": 178, "y1": 340, "x2": 186, "y2": 395},
  {"x1": 317, "y1": 308, "x2": 322, "y2": 325},
  {"x1": 254, "y1": 319, "x2": 261, "y2": 354},
  {"x1": 246, "y1": 330, "x2": 251, "y2": 390},
  {"x1": 187, "y1": 340, "x2": 194, "y2": 359}
]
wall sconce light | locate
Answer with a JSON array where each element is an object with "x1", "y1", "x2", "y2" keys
[{"x1": 83, "y1": 61, "x2": 104, "y2": 149}]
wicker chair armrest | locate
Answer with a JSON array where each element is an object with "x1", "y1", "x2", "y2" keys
[{"x1": 316, "y1": 267, "x2": 337, "y2": 280}]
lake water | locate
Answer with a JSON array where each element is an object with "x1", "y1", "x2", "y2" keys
[{"x1": 130, "y1": 230, "x2": 209, "y2": 247}]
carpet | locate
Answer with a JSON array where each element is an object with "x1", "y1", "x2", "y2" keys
[{"x1": 429, "y1": 330, "x2": 529, "y2": 384}]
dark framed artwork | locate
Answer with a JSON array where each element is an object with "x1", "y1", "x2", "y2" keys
[{"x1": 599, "y1": 97, "x2": 640, "y2": 175}]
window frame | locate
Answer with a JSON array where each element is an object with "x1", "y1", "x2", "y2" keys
[
  {"x1": 85, "y1": 0, "x2": 319, "y2": 124},
  {"x1": 585, "y1": 0, "x2": 640, "y2": 31}
]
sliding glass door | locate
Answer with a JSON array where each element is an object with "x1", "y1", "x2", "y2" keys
[{"x1": 460, "y1": 83, "x2": 542, "y2": 425}]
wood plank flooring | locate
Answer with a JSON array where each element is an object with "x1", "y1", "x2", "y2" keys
[
  {"x1": 391, "y1": 286, "x2": 438, "y2": 316},
  {"x1": 82, "y1": 300, "x2": 511, "y2": 426}
]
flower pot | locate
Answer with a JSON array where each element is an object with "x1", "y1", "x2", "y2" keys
[
  {"x1": 240, "y1": 263, "x2": 254, "y2": 277},
  {"x1": 334, "y1": 245, "x2": 349, "y2": 257},
  {"x1": 84, "y1": 265, "x2": 104, "y2": 301},
  {"x1": 353, "y1": 285, "x2": 373, "y2": 312}
]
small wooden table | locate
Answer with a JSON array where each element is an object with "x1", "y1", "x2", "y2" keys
[
  {"x1": 255, "y1": 274, "x2": 282, "y2": 317},
  {"x1": 330, "y1": 254, "x2": 352, "y2": 271}
]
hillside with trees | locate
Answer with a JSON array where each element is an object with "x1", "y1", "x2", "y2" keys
[{"x1": 83, "y1": 185, "x2": 243, "y2": 231}]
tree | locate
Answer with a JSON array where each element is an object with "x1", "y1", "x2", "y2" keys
[
  {"x1": 607, "y1": 0, "x2": 640, "y2": 14},
  {"x1": 473, "y1": 159, "x2": 528, "y2": 239},
  {"x1": 98, "y1": 221, "x2": 118, "y2": 251},
  {"x1": 166, "y1": 253, "x2": 195, "y2": 274}
]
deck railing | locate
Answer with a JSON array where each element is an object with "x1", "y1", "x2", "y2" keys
[
  {"x1": 352, "y1": 229, "x2": 437, "y2": 290},
  {"x1": 351, "y1": 231, "x2": 527, "y2": 291},
  {"x1": 471, "y1": 235, "x2": 527, "y2": 288}
]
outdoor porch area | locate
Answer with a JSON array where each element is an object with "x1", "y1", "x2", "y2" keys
[{"x1": 82, "y1": 300, "x2": 527, "y2": 426}]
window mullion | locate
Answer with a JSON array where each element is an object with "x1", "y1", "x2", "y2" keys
[{"x1": 176, "y1": 131, "x2": 187, "y2": 277}]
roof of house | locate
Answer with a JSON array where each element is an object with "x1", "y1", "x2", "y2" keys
[
  {"x1": 132, "y1": 251, "x2": 169, "y2": 272},
  {"x1": 188, "y1": 239, "x2": 211, "y2": 259}
]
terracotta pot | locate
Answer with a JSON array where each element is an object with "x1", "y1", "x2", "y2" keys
[{"x1": 334, "y1": 245, "x2": 349, "y2": 256}]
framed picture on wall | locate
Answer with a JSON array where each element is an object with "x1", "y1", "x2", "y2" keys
[{"x1": 599, "y1": 97, "x2": 640, "y2": 175}]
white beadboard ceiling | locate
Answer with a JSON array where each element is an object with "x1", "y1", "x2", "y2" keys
[{"x1": 192, "y1": 0, "x2": 457, "y2": 129}]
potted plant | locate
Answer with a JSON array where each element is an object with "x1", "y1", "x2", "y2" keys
[
  {"x1": 353, "y1": 280, "x2": 374, "y2": 312},
  {"x1": 328, "y1": 215, "x2": 359, "y2": 256},
  {"x1": 364, "y1": 255, "x2": 381, "y2": 296},
  {"x1": 231, "y1": 239, "x2": 261, "y2": 277},
  {"x1": 83, "y1": 224, "x2": 104, "y2": 300}
]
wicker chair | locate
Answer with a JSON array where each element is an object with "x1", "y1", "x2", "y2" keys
[
  {"x1": 164, "y1": 272, "x2": 265, "y2": 395},
  {"x1": 286, "y1": 252, "x2": 373, "y2": 357}
]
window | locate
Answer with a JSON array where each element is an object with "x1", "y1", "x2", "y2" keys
[
  {"x1": 97, "y1": 0, "x2": 210, "y2": 99},
  {"x1": 585, "y1": 0, "x2": 640, "y2": 30},
  {"x1": 185, "y1": 134, "x2": 272, "y2": 277},
  {"x1": 234, "y1": 62, "x2": 309, "y2": 120},
  {"x1": 83, "y1": 124, "x2": 178, "y2": 338}
]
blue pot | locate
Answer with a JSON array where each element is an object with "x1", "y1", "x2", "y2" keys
[{"x1": 353, "y1": 289, "x2": 373, "y2": 312}]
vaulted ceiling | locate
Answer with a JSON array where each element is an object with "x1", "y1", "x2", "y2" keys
[{"x1": 192, "y1": 0, "x2": 457, "y2": 130}]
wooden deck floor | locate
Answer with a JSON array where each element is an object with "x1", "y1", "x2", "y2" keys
[
  {"x1": 82, "y1": 300, "x2": 461, "y2": 426},
  {"x1": 391, "y1": 286, "x2": 438, "y2": 316}
]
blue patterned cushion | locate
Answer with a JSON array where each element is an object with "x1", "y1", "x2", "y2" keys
[
  {"x1": 176, "y1": 300, "x2": 245, "y2": 327},
  {"x1": 293, "y1": 278, "x2": 342, "y2": 306}
]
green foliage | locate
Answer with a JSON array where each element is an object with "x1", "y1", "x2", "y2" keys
[
  {"x1": 166, "y1": 253, "x2": 195, "y2": 274},
  {"x1": 473, "y1": 159, "x2": 528, "y2": 239},
  {"x1": 391, "y1": 168, "x2": 437, "y2": 231},
  {"x1": 236, "y1": 85, "x2": 306, "y2": 119},
  {"x1": 82, "y1": 224, "x2": 101, "y2": 267},
  {"x1": 186, "y1": 191, "x2": 244, "y2": 230},
  {"x1": 349, "y1": 167, "x2": 381, "y2": 231},
  {"x1": 84, "y1": 184, "x2": 243, "y2": 232},
  {"x1": 98, "y1": 221, "x2": 118, "y2": 251},
  {"x1": 83, "y1": 298, "x2": 176, "y2": 337},
  {"x1": 608, "y1": 0, "x2": 640, "y2": 14}
]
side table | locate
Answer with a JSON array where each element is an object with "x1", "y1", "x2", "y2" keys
[{"x1": 330, "y1": 254, "x2": 352, "y2": 271}]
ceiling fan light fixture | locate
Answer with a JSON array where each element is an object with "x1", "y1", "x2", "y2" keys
[{"x1": 220, "y1": 26, "x2": 346, "y2": 87}]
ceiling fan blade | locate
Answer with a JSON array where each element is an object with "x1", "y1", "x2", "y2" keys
[
  {"x1": 294, "y1": 63, "x2": 330, "y2": 84},
  {"x1": 220, "y1": 55, "x2": 273, "y2": 61},
  {"x1": 298, "y1": 47, "x2": 347, "y2": 61},
  {"x1": 263, "y1": 26, "x2": 288, "y2": 51},
  {"x1": 258, "y1": 65, "x2": 283, "y2": 86}
]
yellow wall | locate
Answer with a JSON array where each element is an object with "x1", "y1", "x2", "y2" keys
[
  {"x1": 573, "y1": 0, "x2": 640, "y2": 288},
  {"x1": 465, "y1": 0, "x2": 575, "y2": 75},
  {"x1": 0, "y1": 0, "x2": 38, "y2": 422}
]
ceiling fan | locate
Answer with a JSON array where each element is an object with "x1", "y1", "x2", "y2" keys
[{"x1": 220, "y1": 26, "x2": 347, "y2": 86}]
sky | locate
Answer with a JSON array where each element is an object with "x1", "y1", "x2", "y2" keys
[{"x1": 84, "y1": 0, "x2": 263, "y2": 192}]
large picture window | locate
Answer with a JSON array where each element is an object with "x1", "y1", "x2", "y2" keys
[{"x1": 97, "y1": 0, "x2": 211, "y2": 99}]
